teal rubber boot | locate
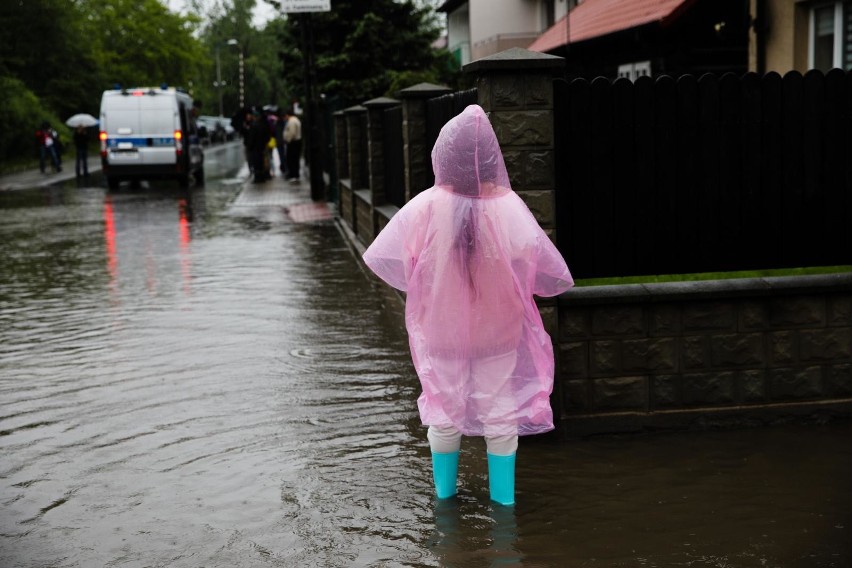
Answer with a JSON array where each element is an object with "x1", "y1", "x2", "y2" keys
[
  {"x1": 487, "y1": 452, "x2": 516, "y2": 506},
  {"x1": 431, "y1": 451, "x2": 459, "y2": 499}
]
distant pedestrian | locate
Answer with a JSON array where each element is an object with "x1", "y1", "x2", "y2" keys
[
  {"x1": 275, "y1": 110, "x2": 288, "y2": 177},
  {"x1": 282, "y1": 108, "x2": 301, "y2": 182},
  {"x1": 362, "y1": 105, "x2": 573, "y2": 506},
  {"x1": 36, "y1": 122, "x2": 61, "y2": 173},
  {"x1": 73, "y1": 125, "x2": 89, "y2": 178},
  {"x1": 246, "y1": 107, "x2": 271, "y2": 183}
]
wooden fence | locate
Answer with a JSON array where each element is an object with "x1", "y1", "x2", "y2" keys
[{"x1": 555, "y1": 69, "x2": 852, "y2": 280}]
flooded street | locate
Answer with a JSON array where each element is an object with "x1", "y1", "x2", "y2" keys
[{"x1": 1, "y1": 146, "x2": 850, "y2": 567}]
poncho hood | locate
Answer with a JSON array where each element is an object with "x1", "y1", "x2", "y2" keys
[{"x1": 431, "y1": 105, "x2": 511, "y2": 198}]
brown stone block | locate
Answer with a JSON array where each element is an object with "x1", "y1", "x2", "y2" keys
[
  {"x1": 590, "y1": 340, "x2": 620, "y2": 376},
  {"x1": 649, "y1": 304, "x2": 680, "y2": 336},
  {"x1": 524, "y1": 75, "x2": 554, "y2": 107},
  {"x1": 682, "y1": 372, "x2": 736, "y2": 405},
  {"x1": 516, "y1": 190, "x2": 555, "y2": 226},
  {"x1": 740, "y1": 370, "x2": 767, "y2": 402},
  {"x1": 591, "y1": 305, "x2": 645, "y2": 336},
  {"x1": 769, "y1": 366, "x2": 824, "y2": 400},
  {"x1": 710, "y1": 333, "x2": 765, "y2": 367},
  {"x1": 651, "y1": 375, "x2": 681, "y2": 408},
  {"x1": 558, "y1": 341, "x2": 588, "y2": 378},
  {"x1": 491, "y1": 111, "x2": 552, "y2": 146},
  {"x1": 825, "y1": 364, "x2": 852, "y2": 396},
  {"x1": 592, "y1": 376, "x2": 647, "y2": 410},
  {"x1": 559, "y1": 307, "x2": 589, "y2": 340},
  {"x1": 622, "y1": 338, "x2": 677, "y2": 372},
  {"x1": 768, "y1": 331, "x2": 797, "y2": 365},
  {"x1": 799, "y1": 328, "x2": 852, "y2": 361},
  {"x1": 564, "y1": 379, "x2": 592, "y2": 411},
  {"x1": 682, "y1": 335, "x2": 709, "y2": 369},
  {"x1": 740, "y1": 301, "x2": 769, "y2": 330},
  {"x1": 491, "y1": 75, "x2": 525, "y2": 108},
  {"x1": 768, "y1": 297, "x2": 825, "y2": 327},
  {"x1": 683, "y1": 302, "x2": 736, "y2": 331},
  {"x1": 525, "y1": 151, "x2": 553, "y2": 187},
  {"x1": 828, "y1": 295, "x2": 852, "y2": 326}
]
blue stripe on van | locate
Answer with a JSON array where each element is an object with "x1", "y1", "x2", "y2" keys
[{"x1": 107, "y1": 137, "x2": 175, "y2": 148}]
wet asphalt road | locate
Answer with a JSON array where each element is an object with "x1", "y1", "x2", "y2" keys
[{"x1": 0, "y1": 145, "x2": 850, "y2": 567}]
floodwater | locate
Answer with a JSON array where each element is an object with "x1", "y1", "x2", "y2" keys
[{"x1": 1, "y1": 145, "x2": 850, "y2": 567}]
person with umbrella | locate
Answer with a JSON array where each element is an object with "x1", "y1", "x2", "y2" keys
[
  {"x1": 73, "y1": 125, "x2": 89, "y2": 179},
  {"x1": 65, "y1": 113, "x2": 98, "y2": 179}
]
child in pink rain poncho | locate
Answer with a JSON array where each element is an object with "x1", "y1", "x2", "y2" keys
[{"x1": 363, "y1": 104, "x2": 573, "y2": 505}]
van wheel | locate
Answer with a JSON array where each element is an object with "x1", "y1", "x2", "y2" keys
[
  {"x1": 178, "y1": 174, "x2": 190, "y2": 188},
  {"x1": 107, "y1": 176, "x2": 120, "y2": 190}
]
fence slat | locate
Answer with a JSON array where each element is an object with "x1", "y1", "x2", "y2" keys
[
  {"x1": 612, "y1": 78, "x2": 637, "y2": 275},
  {"x1": 566, "y1": 78, "x2": 594, "y2": 276},
  {"x1": 633, "y1": 75, "x2": 656, "y2": 274},
  {"x1": 653, "y1": 75, "x2": 679, "y2": 275},
  {"x1": 718, "y1": 73, "x2": 742, "y2": 268},
  {"x1": 740, "y1": 72, "x2": 762, "y2": 269},
  {"x1": 760, "y1": 72, "x2": 784, "y2": 268},
  {"x1": 590, "y1": 77, "x2": 615, "y2": 277},
  {"x1": 676, "y1": 75, "x2": 700, "y2": 273},
  {"x1": 698, "y1": 74, "x2": 721, "y2": 269}
]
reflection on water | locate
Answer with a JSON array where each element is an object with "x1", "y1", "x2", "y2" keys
[{"x1": 0, "y1": 158, "x2": 850, "y2": 567}]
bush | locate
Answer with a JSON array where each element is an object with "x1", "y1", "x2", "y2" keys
[{"x1": 0, "y1": 76, "x2": 66, "y2": 166}]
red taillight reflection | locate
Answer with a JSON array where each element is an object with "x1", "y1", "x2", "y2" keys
[{"x1": 103, "y1": 196, "x2": 118, "y2": 304}]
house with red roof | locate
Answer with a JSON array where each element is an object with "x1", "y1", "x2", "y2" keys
[{"x1": 528, "y1": 0, "x2": 750, "y2": 79}]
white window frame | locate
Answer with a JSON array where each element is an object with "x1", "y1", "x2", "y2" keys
[
  {"x1": 617, "y1": 60, "x2": 652, "y2": 81},
  {"x1": 809, "y1": 1, "x2": 845, "y2": 70}
]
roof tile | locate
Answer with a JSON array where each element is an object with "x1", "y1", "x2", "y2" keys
[{"x1": 529, "y1": 0, "x2": 691, "y2": 52}]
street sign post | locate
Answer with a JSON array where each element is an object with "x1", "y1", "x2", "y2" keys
[
  {"x1": 280, "y1": 0, "x2": 330, "y2": 13},
  {"x1": 280, "y1": 0, "x2": 332, "y2": 200}
]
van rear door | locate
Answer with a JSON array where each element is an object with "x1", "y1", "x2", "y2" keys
[{"x1": 104, "y1": 92, "x2": 179, "y2": 167}]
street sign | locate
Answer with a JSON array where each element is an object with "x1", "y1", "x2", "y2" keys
[{"x1": 280, "y1": 0, "x2": 330, "y2": 13}]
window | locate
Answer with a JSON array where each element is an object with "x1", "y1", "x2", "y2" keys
[
  {"x1": 809, "y1": 1, "x2": 852, "y2": 71},
  {"x1": 617, "y1": 61, "x2": 652, "y2": 81}
]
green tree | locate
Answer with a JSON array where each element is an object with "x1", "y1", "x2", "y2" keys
[
  {"x1": 277, "y1": 0, "x2": 461, "y2": 105},
  {"x1": 79, "y1": 0, "x2": 205, "y2": 90},
  {"x1": 192, "y1": 0, "x2": 292, "y2": 118},
  {"x1": 0, "y1": 0, "x2": 102, "y2": 118}
]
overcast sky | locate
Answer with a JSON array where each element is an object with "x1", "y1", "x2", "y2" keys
[{"x1": 166, "y1": 0, "x2": 280, "y2": 29}]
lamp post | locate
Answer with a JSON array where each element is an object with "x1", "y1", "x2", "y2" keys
[
  {"x1": 227, "y1": 39, "x2": 244, "y2": 109},
  {"x1": 214, "y1": 45, "x2": 226, "y2": 116}
]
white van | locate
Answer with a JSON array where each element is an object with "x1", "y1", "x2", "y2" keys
[{"x1": 99, "y1": 86, "x2": 204, "y2": 189}]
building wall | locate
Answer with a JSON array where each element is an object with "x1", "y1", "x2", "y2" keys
[
  {"x1": 470, "y1": 0, "x2": 547, "y2": 60},
  {"x1": 447, "y1": 4, "x2": 472, "y2": 66},
  {"x1": 751, "y1": 0, "x2": 811, "y2": 73}
]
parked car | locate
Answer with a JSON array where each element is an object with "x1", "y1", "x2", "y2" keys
[{"x1": 199, "y1": 115, "x2": 236, "y2": 143}]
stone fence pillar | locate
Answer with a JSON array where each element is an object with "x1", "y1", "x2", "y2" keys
[
  {"x1": 464, "y1": 47, "x2": 565, "y2": 233},
  {"x1": 363, "y1": 97, "x2": 400, "y2": 208},
  {"x1": 333, "y1": 110, "x2": 348, "y2": 181},
  {"x1": 342, "y1": 105, "x2": 367, "y2": 234},
  {"x1": 397, "y1": 83, "x2": 452, "y2": 201}
]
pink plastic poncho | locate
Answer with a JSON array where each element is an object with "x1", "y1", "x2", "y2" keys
[{"x1": 363, "y1": 104, "x2": 573, "y2": 437}]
